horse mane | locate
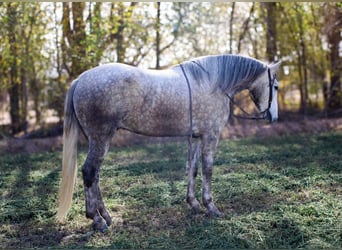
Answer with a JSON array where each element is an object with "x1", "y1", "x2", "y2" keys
[{"x1": 180, "y1": 54, "x2": 267, "y2": 94}]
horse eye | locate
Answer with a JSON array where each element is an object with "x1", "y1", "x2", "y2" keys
[{"x1": 274, "y1": 86, "x2": 279, "y2": 91}]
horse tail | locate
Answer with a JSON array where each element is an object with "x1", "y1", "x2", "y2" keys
[{"x1": 57, "y1": 79, "x2": 80, "y2": 223}]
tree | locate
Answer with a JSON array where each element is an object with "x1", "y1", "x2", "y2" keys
[
  {"x1": 155, "y1": 2, "x2": 161, "y2": 68},
  {"x1": 277, "y1": 3, "x2": 312, "y2": 113},
  {"x1": 0, "y1": 3, "x2": 47, "y2": 134},
  {"x1": 295, "y1": 3, "x2": 309, "y2": 115},
  {"x1": 229, "y1": 2, "x2": 235, "y2": 54},
  {"x1": 324, "y1": 3, "x2": 342, "y2": 113},
  {"x1": 61, "y1": 2, "x2": 87, "y2": 79},
  {"x1": 155, "y1": 2, "x2": 185, "y2": 68},
  {"x1": 261, "y1": 2, "x2": 278, "y2": 62},
  {"x1": 106, "y1": 2, "x2": 137, "y2": 64},
  {"x1": 237, "y1": 2, "x2": 255, "y2": 54},
  {"x1": 5, "y1": 3, "x2": 23, "y2": 134}
]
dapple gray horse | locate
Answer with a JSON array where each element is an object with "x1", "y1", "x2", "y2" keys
[{"x1": 57, "y1": 55, "x2": 280, "y2": 230}]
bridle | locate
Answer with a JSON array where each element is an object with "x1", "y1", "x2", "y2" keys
[{"x1": 226, "y1": 68, "x2": 276, "y2": 121}]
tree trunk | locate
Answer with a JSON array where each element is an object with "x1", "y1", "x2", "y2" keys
[
  {"x1": 116, "y1": 3, "x2": 126, "y2": 63},
  {"x1": 326, "y1": 4, "x2": 342, "y2": 112},
  {"x1": 237, "y1": 2, "x2": 255, "y2": 53},
  {"x1": 61, "y1": 2, "x2": 87, "y2": 79},
  {"x1": 7, "y1": 3, "x2": 26, "y2": 134},
  {"x1": 71, "y1": 2, "x2": 87, "y2": 77},
  {"x1": 61, "y1": 2, "x2": 72, "y2": 77},
  {"x1": 156, "y1": 2, "x2": 161, "y2": 69},
  {"x1": 295, "y1": 3, "x2": 309, "y2": 115},
  {"x1": 262, "y1": 2, "x2": 277, "y2": 62},
  {"x1": 114, "y1": 3, "x2": 137, "y2": 63},
  {"x1": 229, "y1": 2, "x2": 235, "y2": 54},
  {"x1": 88, "y1": 2, "x2": 103, "y2": 67}
]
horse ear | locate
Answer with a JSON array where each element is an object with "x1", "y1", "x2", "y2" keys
[{"x1": 269, "y1": 61, "x2": 281, "y2": 74}]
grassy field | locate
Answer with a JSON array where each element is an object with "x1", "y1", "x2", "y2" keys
[{"x1": 0, "y1": 131, "x2": 341, "y2": 249}]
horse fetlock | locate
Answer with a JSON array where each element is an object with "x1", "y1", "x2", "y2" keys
[
  {"x1": 187, "y1": 197, "x2": 201, "y2": 213},
  {"x1": 202, "y1": 192, "x2": 212, "y2": 206},
  {"x1": 85, "y1": 213, "x2": 91, "y2": 220},
  {"x1": 191, "y1": 201, "x2": 201, "y2": 214}
]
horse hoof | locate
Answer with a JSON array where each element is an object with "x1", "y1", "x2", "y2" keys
[
  {"x1": 191, "y1": 205, "x2": 201, "y2": 214},
  {"x1": 205, "y1": 209, "x2": 223, "y2": 218},
  {"x1": 93, "y1": 219, "x2": 109, "y2": 232},
  {"x1": 105, "y1": 216, "x2": 112, "y2": 227},
  {"x1": 101, "y1": 213, "x2": 112, "y2": 227}
]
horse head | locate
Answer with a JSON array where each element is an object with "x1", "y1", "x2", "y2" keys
[{"x1": 249, "y1": 61, "x2": 281, "y2": 123}]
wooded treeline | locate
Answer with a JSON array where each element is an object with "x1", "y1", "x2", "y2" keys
[{"x1": 0, "y1": 2, "x2": 341, "y2": 135}]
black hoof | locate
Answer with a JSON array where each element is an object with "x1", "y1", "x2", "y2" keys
[
  {"x1": 93, "y1": 218, "x2": 109, "y2": 232},
  {"x1": 205, "y1": 209, "x2": 223, "y2": 218},
  {"x1": 102, "y1": 213, "x2": 112, "y2": 227},
  {"x1": 190, "y1": 206, "x2": 201, "y2": 215}
]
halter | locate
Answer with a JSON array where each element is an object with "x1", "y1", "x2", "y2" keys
[
  {"x1": 179, "y1": 64, "x2": 276, "y2": 168},
  {"x1": 227, "y1": 68, "x2": 276, "y2": 121}
]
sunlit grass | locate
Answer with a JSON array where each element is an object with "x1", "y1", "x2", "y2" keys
[{"x1": 0, "y1": 132, "x2": 341, "y2": 248}]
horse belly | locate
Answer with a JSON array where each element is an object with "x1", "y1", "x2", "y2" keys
[{"x1": 122, "y1": 95, "x2": 189, "y2": 137}]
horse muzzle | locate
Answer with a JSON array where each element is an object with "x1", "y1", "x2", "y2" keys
[{"x1": 263, "y1": 110, "x2": 278, "y2": 123}]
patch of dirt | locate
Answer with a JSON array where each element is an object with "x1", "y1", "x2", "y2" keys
[{"x1": 1, "y1": 116, "x2": 341, "y2": 154}]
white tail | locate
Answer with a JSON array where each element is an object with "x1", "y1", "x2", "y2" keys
[{"x1": 57, "y1": 81, "x2": 79, "y2": 223}]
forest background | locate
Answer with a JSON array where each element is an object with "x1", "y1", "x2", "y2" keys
[{"x1": 0, "y1": 2, "x2": 341, "y2": 136}]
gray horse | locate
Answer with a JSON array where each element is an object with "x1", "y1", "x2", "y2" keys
[{"x1": 57, "y1": 54, "x2": 281, "y2": 230}]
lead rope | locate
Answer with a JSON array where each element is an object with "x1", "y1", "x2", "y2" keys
[{"x1": 179, "y1": 64, "x2": 193, "y2": 170}]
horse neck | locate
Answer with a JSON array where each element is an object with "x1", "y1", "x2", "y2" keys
[
  {"x1": 182, "y1": 55, "x2": 265, "y2": 97},
  {"x1": 226, "y1": 79, "x2": 253, "y2": 97},
  {"x1": 212, "y1": 65, "x2": 252, "y2": 96},
  {"x1": 200, "y1": 55, "x2": 264, "y2": 97}
]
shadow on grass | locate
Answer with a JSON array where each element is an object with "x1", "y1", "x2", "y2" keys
[{"x1": 0, "y1": 152, "x2": 65, "y2": 248}]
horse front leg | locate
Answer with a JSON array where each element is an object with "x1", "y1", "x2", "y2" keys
[
  {"x1": 201, "y1": 134, "x2": 223, "y2": 217},
  {"x1": 186, "y1": 138, "x2": 201, "y2": 213},
  {"x1": 82, "y1": 140, "x2": 112, "y2": 231}
]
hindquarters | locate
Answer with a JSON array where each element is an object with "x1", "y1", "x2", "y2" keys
[{"x1": 72, "y1": 72, "x2": 127, "y2": 139}]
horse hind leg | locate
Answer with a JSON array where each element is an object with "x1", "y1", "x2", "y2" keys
[{"x1": 82, "y1": 137, "x2": 112, "y2": 231}]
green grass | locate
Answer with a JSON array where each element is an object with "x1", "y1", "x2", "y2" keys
[{"x1": 0, "y1": 132, "x2": 341, "y2": 248}]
